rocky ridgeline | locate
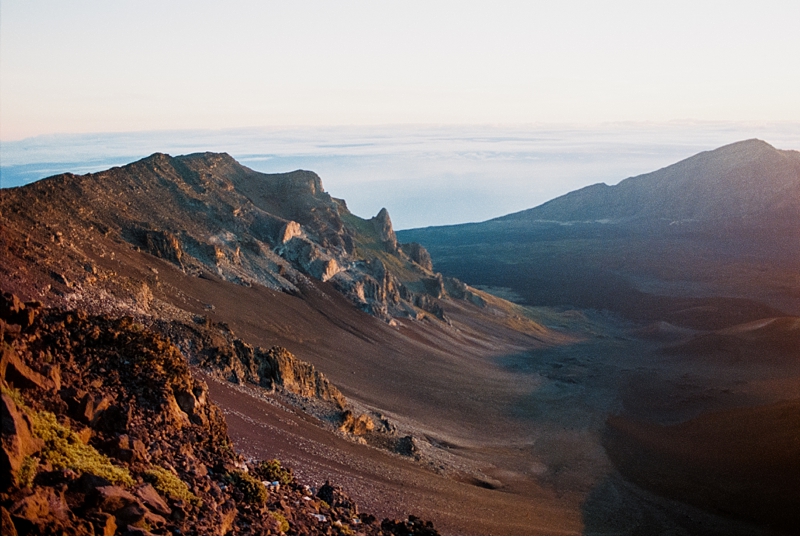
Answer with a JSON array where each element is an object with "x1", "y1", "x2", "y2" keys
[
  {"x1": 0, "y1": 292, "x2": 437, "y2": 536},
  {"x1": 0, "y1": 152, "x2": 480, "y2": 323}
]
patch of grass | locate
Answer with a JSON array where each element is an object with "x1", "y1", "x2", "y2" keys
[
  {"x1": 256, "y1": 459, "x2": 294, "y2": 485},
  {"x1": 143, "y1": 465, "x2": 201, "y2": 505},
  {"x1": 1, "y1": 384, "x2": 26, "y2": 407},
  {"x1": 271, "y1": 511, "x2": 290, "y2": 534},
  {"x1": 226, "y1": 469, "x2": 268, "y2": 504},
  {"x1": 31, "y1": 410, "x2": 134, "y2": 487}
]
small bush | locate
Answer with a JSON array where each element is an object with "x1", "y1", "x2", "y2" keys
[
  {"x1": 226, "y1": 470, "x2": 268, "y2": 504},
  {"x1": 1, "y1": 385, "x2": 26, "y2": 407},
  {"x1": 31, "y1": 410, "x2": 134, "y2": 486},
  {"x1": 256, "y1": 459, "x2": 294, "y2": 485},
  {"x1": 334, "y1": 521, "x2": 354, "y2": 536},
  {"x1": 271, "y1": 511, "x2": 290, "y2": 534},
  {"x1": 17, "y1": 455, "x2": 39, "y2": 488},
  {"x1": 143, "y1": 466, "x2": 201, "y2": 505}
]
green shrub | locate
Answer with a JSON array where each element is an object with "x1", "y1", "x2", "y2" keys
[
  {"x1": 334, "y1": 521, "x2": 354, "y2": 536},
  {"x1": 271, "y1": 511, "x2": 290, "y2": 534},
  {"x1": 17, "y1": 455, "x2": 39, "y2": 488},
  {"x1": 226, "y1": 469, "x2": 268, "y2": 504},
  {"x1": 143, "y1": 466, "x2": 201, "y2": 505},
  {"x1": 1, "y1": 385, "x2": 26, "y2": 407},
  {"x1": 31, "y1": 410, "x2": 134, "y2": 486},
  {"x1": 256, "y1": 459, "x2": 294, "y2": 485}
]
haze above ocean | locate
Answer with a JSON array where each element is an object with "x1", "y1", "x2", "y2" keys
[{"x1": 2, "y1": 122, "x2": 798, "y2": 230}]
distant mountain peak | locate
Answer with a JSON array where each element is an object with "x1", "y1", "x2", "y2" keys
[{"x1": 498, "y1": 139, "x2": 800, "y2": 225}]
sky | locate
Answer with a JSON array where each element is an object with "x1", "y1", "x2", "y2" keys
[
  {"x1": 2, "y1": 0, "x2": 799, "y2": 139},
  {"x1": 1, "y1": 1, "x2": 799, "y2": 228}
]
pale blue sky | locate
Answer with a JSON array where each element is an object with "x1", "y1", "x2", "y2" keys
[{"x1": 2, "y1": 0, "x2": 799, "y2": 140}]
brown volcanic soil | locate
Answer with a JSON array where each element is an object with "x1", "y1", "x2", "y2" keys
[
  {"x1": 201, "y1": 375, "x2": 580, "y2": 536},
  {"x1": 605, "y1": 399, "x2": 800, "y2": 533}
]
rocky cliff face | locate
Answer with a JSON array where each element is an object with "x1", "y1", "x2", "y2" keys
[{"x1": 0, "y1": 152, "x2": 458, "y2": 323}]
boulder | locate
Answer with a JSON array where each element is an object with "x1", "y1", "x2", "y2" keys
[
  {"x1": 279, "y1": 221, "x2": 303, "y2": 244},
  {"x1": 1, "y1": 345, "x2": 54, "y2": 391},
  {"x1": 87, "y1": 512, "x2": 117, "y2": 536},
  {"x1": 9, "y1": 486, "x2": 72, "y2": 535},
  {"x1": 135, "y1": 483, "x2": 171, "y2": 516},
  {"x1": 89, "y1": 485, "x2": 138, "y2": 514},
  {"x1": 339, "y1": 410, "x2": 374, "y2": 436}
]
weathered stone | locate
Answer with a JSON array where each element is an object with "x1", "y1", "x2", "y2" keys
[
  {"x1": 1, "y1": 345, "x2": 53, "y2": 391},
  {"x1": 317, "y1": 480, "x2": 358, "y2": 516},
  {"x1": 142, "y1": 230, "x2": 183, "y2": 268},
  {"x1": 135, "y1": 483, "x2": 171, "y2": 516},
  {"x1": 279, "y1": 221, "x2": 303, "y2": 244},
  {"x1": 90, "y1": 485, "x2": 137, "y2": 514},
  {"x1": 396, "y1": 435, "x2": 418, "y2": 456},
  {"x1": 0, "y1": 293, "x2": 38, "y2": 329},
  {"x1": 88, "y1": 511, "x2": 117, "y2": 536},
  {"x1": 80, "y1": 394, "x2": 112, "y2": 425},
  {"x1": 339, "y1": 410, "x2": 374, "y2": 436},
  {"x1": 8, "y1": 486, "x2": 71, "y2": 534},
  {"x1": 74, "y1": 472, "x2": 113, "y2": 494},
  {"x1": 0, "y1": 506, "x2": 16, "y2": 535},
  {"x1": 259, "y1": 346, "x2": 346, "y2": 408},
  {"x1": 403, "y1": 242, "x2": 434, "y2": 272},
  {"x1": 215, "y1": 502, "x2": 237, "y2": 536},
  {"x1": 370, "y1": 208, "x2": 399, "y2": 253}
]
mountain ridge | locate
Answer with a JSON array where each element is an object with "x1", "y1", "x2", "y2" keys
[
  {"x1": 493, "y1": 139, "x2": 800, "y2": 226},
  {"x1": 1, "y1": 151, "x2": 478, "y2": 323}
]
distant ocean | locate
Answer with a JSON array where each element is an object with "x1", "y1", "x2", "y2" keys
[{"x1": 2, "y1": 122, "x2": 798, "y2": 229}]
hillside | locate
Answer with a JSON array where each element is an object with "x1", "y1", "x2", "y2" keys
[
  {"x1": 0, "y1": 153, "x2": 590, "y2": 535},
  {"x1": 497, "y1": 139, "x2": 800, "y2": 227}
]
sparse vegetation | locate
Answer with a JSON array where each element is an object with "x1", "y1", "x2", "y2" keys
[
  {"x1": 31, "y1": 410, "x2": 135, "y2": 486},
  {"x1": 143, "y1": 465, "x2": 201, "y2": 505},
  {"x1": 256, "y1": 459, "x2": 294, "y2": 485},
  {"x1": 271, "y1": 511, "x2": 290, "y2": 534},
  {"x1": 334, "y1": 520, "x2": 354, "y2": 535},
  {"x1": 1, "y1": 384, "x2": 26, "y2": 407},
  {"x1": 17, "y1": 455, "x2": 39, "y2": 488},
  {"x1": 226, "y1": 469, "x2": 268, "y2": 504}
]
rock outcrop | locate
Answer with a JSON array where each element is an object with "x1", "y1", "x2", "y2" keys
[
  {"x1": 370, "y1": 208, "x2": 399, "y2": 254},
  {"x1": 0, "y1": 152, "x2": 468, "y2": 324},
  {"x1": 0, "y1": 291, "x2": 436, "y2": 535}
]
